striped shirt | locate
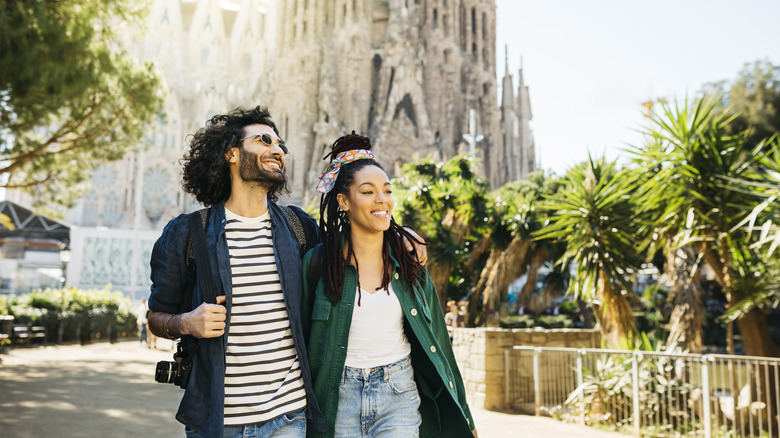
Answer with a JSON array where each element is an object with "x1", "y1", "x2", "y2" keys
[{"x1": 223, "y1": 209, "x2": 306, "y2": 426}]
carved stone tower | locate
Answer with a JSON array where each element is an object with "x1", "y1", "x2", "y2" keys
[{"x1": 268, "y1": 0, "x2": 504, "y2": 203}]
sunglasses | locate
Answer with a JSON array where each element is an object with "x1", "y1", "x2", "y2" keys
[{"x1": 239, "y1": 133, "x2": 289, "y2": 154}]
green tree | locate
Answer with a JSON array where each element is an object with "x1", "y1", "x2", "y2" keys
[
  {"x1": 393, "y1": 154, "x2": 492, "y2": 312},
  {"x1": 469, "y1": 171, "x2": 568, "y2": 326},
  {"x1": 703, "y1": 60, "x2": 780, "y2": 149},
  {"x1": 0, "y1": 0, "x2": 164, "y2": 206},
  {"x1": 632, "y1": 97, "x2": 779, "y2": 358},
  {"x1": 535, "y1": 157, "x2": 643, "y2": 346}
]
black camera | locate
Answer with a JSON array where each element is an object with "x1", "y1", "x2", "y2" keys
[{"x1": 155, "y1": 340, "x2": 197, "y2": 389}]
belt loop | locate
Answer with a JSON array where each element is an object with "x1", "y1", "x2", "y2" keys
[{"x1": 341, "y1": 365, "x2": 346, "y2": 385}]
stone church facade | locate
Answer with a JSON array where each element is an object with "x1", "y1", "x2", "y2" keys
[
  {"x1": 7, "y1": 0, "x2": 535, "y2": 296},
  {"x1": 269, "y1": 0, "x2": 535, "y2": 200}
]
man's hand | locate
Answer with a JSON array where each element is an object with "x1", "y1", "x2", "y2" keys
[
  {"x1": 402, "y1": 227, "x2": 428, "y2": 266},
  {"x1": 180, "y1": 295, "x2": 227, "y2": 338}
]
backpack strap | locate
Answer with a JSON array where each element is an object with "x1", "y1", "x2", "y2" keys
[
  {"x1": 281, "y1": 205, "x2": 307, "y2": 256},
  {"x1": 307, "y1": 243, "x2": 324, "y2": 309},
  {"x1": 182, "y1": 208, "x2": 209, "y2": 312},
  {"x1": 187, "y1": 208, "x2": 219, "y2": 305}
]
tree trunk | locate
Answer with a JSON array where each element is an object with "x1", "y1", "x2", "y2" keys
[
  {"x1": 664, "y1": 246, "x2": 705, "y2": 353},
  {"x1": 738, "y1": 309, "x2": 780, "y2": 358},
  {"x1": 578, "y1": 298, "x2": 594, "y2": 329},
  {"x1": 479, "y1": 237, "x2": 531, "y2": 325},
  {"x1": 594, "y1": 270, "x2": 636, "y2": 348},
  {"x1": 517, "y1": 247, "x2": 549, "y2": 303},
  {"x1": 427, "y1": 262, "x2": 450, "y2": 314}
]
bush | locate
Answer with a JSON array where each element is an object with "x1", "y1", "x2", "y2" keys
[
  {"x1": 500, "y1": 314, "x2": 575, "y2": 329},
  {"x1": 0, "y1": 286, "x2": 138, "y2": 344}
]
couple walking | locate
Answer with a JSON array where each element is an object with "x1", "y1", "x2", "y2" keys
[{"x1": 147, "y1": 106, "x2": 477, "y2": 438}]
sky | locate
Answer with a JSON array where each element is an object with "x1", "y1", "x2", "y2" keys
[{"x1": 494, "y1": 0, "x2": 780, "y2": 175}]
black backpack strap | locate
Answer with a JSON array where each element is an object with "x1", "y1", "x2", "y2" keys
[
  {"x1": 182, "y1": 209, "x2": 209, "y2": 312},
  {"x1": 307, "y1": 243, "x2": 324, "y2": 309},
  {"x1": 281, "y1": 205, "x2": 307, "y2": 256},
  {"x1": 187, "y1": 208, "x2": 218, "y2": 305}
]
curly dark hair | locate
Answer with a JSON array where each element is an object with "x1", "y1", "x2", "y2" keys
[
  {"x1": 182, "y1": 105, "x2": 289, "y2": 205},
  {"x1": 318, "y1": 131, "x2": 426, "y2": 306}
]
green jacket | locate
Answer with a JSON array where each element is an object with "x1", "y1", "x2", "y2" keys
[{"x1": 302, "y1": 243, "x2": 475, "y2": 438}]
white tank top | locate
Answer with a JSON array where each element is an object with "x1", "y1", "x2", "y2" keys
[{"x1": 344, "y1": 282, "x2": 412, "y2": 368}]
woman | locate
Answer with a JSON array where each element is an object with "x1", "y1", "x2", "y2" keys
[{"x1": 302, "y1": 132, "x2": 477, "y2": 438}]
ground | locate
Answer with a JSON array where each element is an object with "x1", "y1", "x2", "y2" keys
[{"x1": 0, "y1": 340, "x2": 625, "y2": 438}]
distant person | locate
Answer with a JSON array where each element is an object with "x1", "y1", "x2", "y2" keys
[
  {"x1": 303, "y1": 132, "x2": 477, "y2": 437},
  {"x1": 445, "y1": 300, "x2": 466, "y2": 329},
  {"x1": 137, "y1": 298, "x2": 148, "y2": 345}
]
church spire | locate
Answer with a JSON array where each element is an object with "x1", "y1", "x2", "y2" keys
[{"x1": 504, "y1": 45, "x2": 509, "y2": 76}]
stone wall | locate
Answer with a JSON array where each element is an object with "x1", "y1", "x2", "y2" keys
[{"x1": 451, "y1": 327, "x2": 601, "y2": 410}]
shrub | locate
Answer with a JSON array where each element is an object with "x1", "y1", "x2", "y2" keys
[
  {"x1": 2, "y1": 286, "x2": 138, "y2": 344},
  {"x1": 500, "y1": 314, "x2": 575, "y2": 329}
]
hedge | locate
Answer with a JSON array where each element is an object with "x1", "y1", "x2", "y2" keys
[{"x1": 0, "y1": 286, "x2": 138, "y2": 344}]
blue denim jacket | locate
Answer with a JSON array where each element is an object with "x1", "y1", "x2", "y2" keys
[{"x1": 148, "y1": 202, "x2": 326, "y2": 437}]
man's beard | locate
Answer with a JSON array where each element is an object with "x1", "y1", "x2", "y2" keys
[{"x1": 238, "y1": 149, "x2": 287, "y2": 192}]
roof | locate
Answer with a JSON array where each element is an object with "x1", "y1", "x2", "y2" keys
[{"x1": 0, "y1": 201, "x2": 70, "y2": 242}]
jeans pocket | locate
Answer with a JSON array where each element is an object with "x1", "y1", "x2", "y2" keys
[
  {"x1": 388, "y1": 365, "x2": 417, "y2": 394},
  {"x1": 283, "y1": 409, "x2": 306, "y2": 424}
]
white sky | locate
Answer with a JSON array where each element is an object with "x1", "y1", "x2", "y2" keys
[{"x1": 495, "y1": 0, "x2": 780, "y2": 175}]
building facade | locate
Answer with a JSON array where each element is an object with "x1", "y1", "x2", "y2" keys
[{"x1": 8, "y1": 0, "x2": 535, "y2": 297}]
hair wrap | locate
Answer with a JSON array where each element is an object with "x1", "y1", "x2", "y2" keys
[{"x1": 316, "y1": 149, "x2": 375, "y2": 193}]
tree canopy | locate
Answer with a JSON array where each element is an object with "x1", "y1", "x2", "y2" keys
[
  {"x1": 0, "y1": 0, "x2": 164, "y2": 206},
  {"x1": 703, "y1": 60, "x2": 780, "y2": 148}
]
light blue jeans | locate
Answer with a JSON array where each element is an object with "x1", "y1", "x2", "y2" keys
[
  {"x1": 335, "y1": 356, "x2": 421, "y2": 438},
  {"x1": 184, "y1": 409, "x2": 306, "y2": 438}
]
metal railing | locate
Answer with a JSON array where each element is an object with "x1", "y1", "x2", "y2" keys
[{"x1": 505, "y1": 346, "x2": 780, "y2": 437}]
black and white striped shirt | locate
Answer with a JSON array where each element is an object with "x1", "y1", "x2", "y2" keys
[{"x1": 223, "y1": 209, "x2": 306, "y2": 426}]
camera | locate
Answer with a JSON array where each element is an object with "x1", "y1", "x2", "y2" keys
[{"x1": 155, "y1": 340, "x2": 197, "y2": 389}]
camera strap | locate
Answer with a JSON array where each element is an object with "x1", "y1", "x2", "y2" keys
[{"x1": 187, "y1": 210, "x2": 219, "y2": 305}]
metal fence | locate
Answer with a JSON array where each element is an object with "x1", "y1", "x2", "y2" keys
[{"x1": 505, "y1": 346, "x2": 780, "y2": 437}]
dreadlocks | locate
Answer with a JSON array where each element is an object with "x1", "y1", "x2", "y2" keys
[{"x1": 318, "y1": 132, "x2": 426, "y2": 306}]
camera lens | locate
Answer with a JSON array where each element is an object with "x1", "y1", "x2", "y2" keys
[{"x1": 155, "y1": 361, "x2": 175, "y2": 384}]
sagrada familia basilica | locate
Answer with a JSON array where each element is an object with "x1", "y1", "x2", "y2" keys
[{"x1": 7, "y1": 0, "x2": 535, "y2": 296}]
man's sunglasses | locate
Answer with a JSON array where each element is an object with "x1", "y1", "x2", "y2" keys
[{"x1": 239, "y1": 133, "x2": 289, "y2": 154}]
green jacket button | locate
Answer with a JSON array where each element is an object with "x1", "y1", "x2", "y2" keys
[
  {"x1": 449, "y1": 381, "x2": 454, "y2": 389},
  {"x1": 430, "y1": 346, "x2": 437, "y2": 353},
  {"x1": 394, "y1": 272, "x2": 399, "y2": 280},
  {"x1": 411, "y1": 309, "x2": 418, "y2": 316}
]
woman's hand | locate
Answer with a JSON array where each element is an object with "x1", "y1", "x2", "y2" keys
[{"x1": 401, "y1": 227, "x2": 428, "y2": 265}]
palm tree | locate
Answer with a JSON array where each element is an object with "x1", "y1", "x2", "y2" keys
[
  {"x1": 393, "y1": 154, "x2": 492, "y2": 311},
  {"x1": 633, "y1": 96, "x2": 779, "y2": 358},
  {"x1": 535, "y1": 156, "x2": 643, "y2": 347},
  {"x1": 633, "y1": 96, "x2": 780, "y2": 432},
  {"x1": 468, "y1": 172, "x2": 566, "y2": 326}
]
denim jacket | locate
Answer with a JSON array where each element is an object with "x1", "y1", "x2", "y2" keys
[
  {"x1": 148, "y1": 202, "x2": 326, "y2": 437},
  {"x1": 302, "y1": 244, "x2": 475, "y2": 438}
]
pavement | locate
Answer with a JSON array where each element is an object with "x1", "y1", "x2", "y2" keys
[{"x1": 0, "y1": 340, "x2": 626, "y2": 438}]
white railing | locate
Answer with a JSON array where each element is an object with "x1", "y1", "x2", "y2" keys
[{"x1": 505, "y1": 346, "x2": 780, "y2": 437}]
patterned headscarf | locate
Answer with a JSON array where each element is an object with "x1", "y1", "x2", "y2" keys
[{"x1": 316, "y1": 149, "x2": 375, "y2": 194}]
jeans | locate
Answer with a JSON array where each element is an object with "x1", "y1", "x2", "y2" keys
[
  {"x1": 184, "y1": 409, "x2": 306, "y2": 438},
  {"x1": 335, "y1": 356, "x2": 421, "y2": 438}
]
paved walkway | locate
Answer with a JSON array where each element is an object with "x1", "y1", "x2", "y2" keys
[{"x1": 0, "y1": 340, "x2": 626, "y2": 437}]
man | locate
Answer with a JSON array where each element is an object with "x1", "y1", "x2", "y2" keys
[{"x1": 148, "y1": 106, "x2": 425, "y2": 438}]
